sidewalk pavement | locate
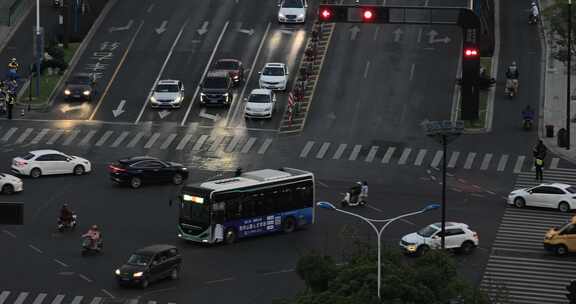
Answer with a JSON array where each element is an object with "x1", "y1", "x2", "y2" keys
[{"x1": 540, "y1": 0, "x2": 576, "y2": 164}]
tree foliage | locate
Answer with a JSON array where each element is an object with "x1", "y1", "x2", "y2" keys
[
  {"x1": 543, "y1": 0, "x2": 576, "y2": 63},
  {"x1": 289, "y1": 243, "x2": 499, "y2": 304}
]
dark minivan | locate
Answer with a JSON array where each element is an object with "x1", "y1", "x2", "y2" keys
[
  {"x1": 108, "y1": 156, "x2": 189, "y2": 189},
  {"x1": 115, "y1": 244, "x2": 182, "y2": 288},
  {"x1": 199, "y1": 70, "x2": 233, "y2": 106}
]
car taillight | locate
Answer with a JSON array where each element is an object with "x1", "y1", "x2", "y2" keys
[
  {"x1": 473, "y1": 232, "x2": 479, "y2": 240},
  {"x1": 108, "y1": 165, "x2": 126, "y2": 173},
  {"x1": 14, "y1": 160, "x2": 27, "y2": 167}
]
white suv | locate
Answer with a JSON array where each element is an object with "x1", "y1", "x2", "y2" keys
[
  {"x1": 400, "y1": 222, "x2": 479, "y2": 256},
  {"x1": 259, "y1": 63, "x2": 288, "y2": 91}
]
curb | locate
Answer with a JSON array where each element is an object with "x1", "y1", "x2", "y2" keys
[{"x1": 17, "y1": 0, "x2": 119, "y2": 109}]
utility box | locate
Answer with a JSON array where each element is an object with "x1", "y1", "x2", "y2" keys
[
  {"x1": 546, "y1": 125, "x2": 554, "y2": 138},
  {"x1": 558, "y1": 128, "x2": 568, "y2": 147}
]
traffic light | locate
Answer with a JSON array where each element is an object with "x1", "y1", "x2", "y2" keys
[
  {"x1": 318, "y1": 5, "x2": 387, "y2": 23},
  {"x1": 567, "y1": 280, "x2": 576, "y2": 304},
  {"x1": 318, "y1": 5, "x2": 347, "y2": 22},
  {"x1": 464, "y1": 47, "x2": 479, "y2": 58}
]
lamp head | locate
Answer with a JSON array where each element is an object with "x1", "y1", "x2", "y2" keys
[
  {"x1": 423, "y1": 203, "x2": 441, "y2": 212},
  {"x1": 316, "y1": 201, "x2": 336, "y2": 210}
]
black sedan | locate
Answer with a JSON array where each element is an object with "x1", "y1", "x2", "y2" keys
[
  {"x1": 108, "y1": 156, "x2": 189, "y2": 189},
  {"x1": 64, "y1": 73, "x2": 95, "y2": 101}
]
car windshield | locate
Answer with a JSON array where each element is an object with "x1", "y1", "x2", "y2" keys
[
  {"x1": 69, "y1": 75, "x2": 91, "y2": 84},
  {"x1": 214, "y1": 61, "x2": 238, "y2": 70},
  {"x1": 155, "y1": 84, "x2": 179, "y2": 93},
  {"x1": 20, "y1": 153, "x2": 35, "y2": 160},
  {"x1": 263, "y1": 67, "x2": 285, "y2": 76},
  {"x1": 248, "y1": 94, "x2": 271, "y2": 103},
  {"x1": 203, "y1": 77, "x2": 228, "y2": 89},
  {"x1": 417, "y1": 225, "x2": 438, "y2": 237},
  {"x1": 127, "y1": 254, "x2": 151, "y2": 266},
  {"x1": 283, "y1": 0, "x2": 303, "y2": 8},
  {"x1": 566, "y1": 187, "x2": 576, "y2": 194}
]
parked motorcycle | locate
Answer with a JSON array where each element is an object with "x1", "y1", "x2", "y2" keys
[
  {"x1": 57, "y1": 214, "x2": 77, "y2": 232},
  {"x1": 81, "y1": 236, "x2": 103, "y2": 256}
]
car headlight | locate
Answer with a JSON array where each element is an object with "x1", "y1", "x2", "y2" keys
[
  {"x1": 64, "y1": 89, "x2": 71, "y2": 95},
  {"x1": 115, "y1": 269, "x2": 121, "y2": 275},
  {"x1": 278, "y1": 13, "x2": 285, "y2": 18},
  {"x1": 133, "y1": 272, "x2": 144, "y2": 278},
  {"x1": 406, "y1": 245, "x2": 417, "y2": 252},
  {"x1": 298, "y1": 14, "x2": 305, "y2": 18},
  {"x1": 83, "y1": 90, "x2": 91, "y2": 96},
  {"x1": 175, "y1": 96, "x2": 183, "y2": 102},
  {"x1": 223, "y1": 93, "x2": 229, "y2": 97},
  {"x1": 233, "y1": 75, "x2": 239, "y2": 80},
  {"x1": 150, "y1": 96, "x2": 156, "y2": 102}
]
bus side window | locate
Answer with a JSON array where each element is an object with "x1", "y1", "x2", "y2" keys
[
  {"x1": 295, "y1": 184, "x2": 313, "y2": 208},
  {"x1": 241, "y1": 200, "x2": 256, "y2": 218},
  {"x1": 276, "y1": 187, "x2": 293, "y2": 212},
  {"x1": 225, "y1": 200, "x2": 241, "y2": 220}
]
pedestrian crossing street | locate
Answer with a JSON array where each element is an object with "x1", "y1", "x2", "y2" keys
[
  {"x1": 298, "y1": 140, "x2": 562, "y2": 173},
  {"x1": 0, "y1": 126, "x2": 274, "y2": 155},
  {"x1": 480, "y1": 169, "x2": 576, "y2": 304},
  {"x1": 0, "y1": 290, "x2": 175, "y2": 304}
]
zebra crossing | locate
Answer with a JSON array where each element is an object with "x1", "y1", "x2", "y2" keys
[
  {"x1": 0, "y1": 290, "x2": 176, "y2": 304},
  {"x1": 479, "y1": 169, "x2": 576, "y2": 304},
  {"x1": 298, "y1": 140, "x2": 563, "y2": 173},
  {"x1": 0, "y1": 126, "x2": 273, "y2": 155}
]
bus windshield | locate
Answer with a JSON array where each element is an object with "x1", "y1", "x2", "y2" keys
[{"x1": 179, "y1": 193, "x2": 210, "y2": 225}]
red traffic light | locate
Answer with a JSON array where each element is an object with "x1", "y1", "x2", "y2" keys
[
  {"x1": 362, "y1": 9, "x2": 374, "y2": 21},
  {"x1": 320, "y1": 8, "x2": 332, "y2": 21},
  {"x1": 464, "y1": 48, "x2": 479, "y2": 57}
]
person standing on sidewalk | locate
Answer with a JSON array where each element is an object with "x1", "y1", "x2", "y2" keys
[
  {"x1": 535, "y1": 157, "x2": 544, "y2": 182},
  {"x1": 533, "y1": 140, "x2": 548, "y2": 160},
  {"x1": 6, "y1": 93, "x2": 14, "y2": 120}
]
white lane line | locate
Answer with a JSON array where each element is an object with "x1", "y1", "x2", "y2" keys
[
  {"x1": 192, "y1": 135, "x2": 208, "y2": 151},
  {"x1": 348, "y1": 144, "x2": 362, "y2": 161},
  {"x1": 31, "y1": 293, "x2": 47, "y2": 304},
  {"x1": 70, "y1": 296, "x2": 83, "y2": 304},
  {"x1": 79, "y1": 130, "x2": 98, "y2": 145},
  {"x1": 110, "y1": 131, "x2": 129, "y2": 147},
  {"x1": 317, "y1": 180, "x2": 328, "y2": 188},
  {"x1": 137, "y1": 18, "x2": 191, "y2": 124},
  {"x1": 30, "y1": 128, "x2": 50, "y2": 144},
  {"x1": 316, "y1": 142, "x2": 331, "y2": 159},
  {"x1": 225, "y1": 135, "x2": 242, "y2": 153},
  {"x1": 262, "y1": 269, "x2": 294, "y2": 275},
  {"x1": 257, "y1": 138, "x2": 273, "y2": 154},
  {"x1": 300, "y1": 141, "x2": 315, "y2": 158},
  {"x1": 381, "y1": 147, "x2": 396, "y2": 163},
  {"x1": 463, "y1": 152, "x2": 476, "y2": 169},
  {"x1": 144, "y1": 132, "x2": 161, "y2": 148},
  {"x1": 240, "y1": 137, "x2": 256, "y2": 153},
  {"x1": 53, "y1": 259, "x2": 69, "y2": 267},
  {"x1": 430, "y1": 150, "x2": 443, "y2": 168},
  {"x1": 365, "y1": 146, "x2": 378, "y2": 162},
  {"x1": 225, "y1": 22, "x2": 271, "y2": 127},
  {"x1": 409, "y1": 63, "x2": 415, "y2": 81},
  {"x1": 208, "y1": 136, "x2": 224, "y2": 152},
  {"x1": 100, "y1": 289, "x2": 115, "y2": 298},
  {"x1": 513, "y1": 155, "x2": 526, "y2": 173},
  {"x1": 126, "y1": 132, "x2": 145, "y2": 148},
  {"x1": 0, "y1": 291, "x2": 10, "y2": 304},
  {"x1": 363, "y1": 61, "x2": 371, "y2": 79},
  {"x1": 182, "y1": 20, "x2": 231, "y2": 126},
  {"x1": 1, "y1": 127, "x2": 17, "y2": 142},
  {"x1": 13, "y1": 292, "x2": 28, "y2": 304},
  {"x1": 146, "y1": 3, "x2": 154, "y2": 12},
  {"x1": 46, "y1": 129, "x2": 65, "y2": 144},
  {"x1": 480, "y1": 153, "x2": 492, "y2": 170},
  {"x1": 95, "y1": 130, "x2": 114, "y2": 146},
  {"x1": 79, "y1": 274, "x2": 93, "y2": 283},
  {"x1": 51, "y1": 294, "x2": 65, "y2": 304},
  {"x1": 205, "y1": 277, "x2": 235, "y2": 284},
  {"x1": 332, "y1": 143, "x2": 347, "y2": 159},
  {"x1": 373, "y1": 26, "x2": 380, "y2": 40},
  {"x1": 2, "y1": 229, "x2": 16, "y2": 238},
  {"x1": 550, "y1": 157, "x2": 560, "y2": 169},
  {"x1": 15, "y1": 127, "x2": 33, "y2": 144},
  {"x1": 89, "y1": 21, "x2": 144, "y2": 120},
  {"x1": 89, "y1": 297, "x2": 102, "y2": 304},
  {"x1": 497, "y1": 154, "x2": 509, "y2": 171},
  {"x1": 447, "y1": 151, "x2": 459, "y2": 168},
  {"x1": 28, "y1": 244, "x2": 43, "y2": 253},
  {"x1": 176, "y1": 134, "x2": 194, "y2": 150},
  {"x1": 417, "y1": 28, "x2": 423, "y2": 43},
  {"x1": 398, "y1": 148, "x2": 412, "y2": 165},
  {"x1": 62, "y1": 130, "x2": 80, "y2": 146},
  {"x1": 414, "y1": 149, "x2": 427, "y2": 166}
]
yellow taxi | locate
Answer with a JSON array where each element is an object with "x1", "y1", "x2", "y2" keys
[{"x1": 544, "y1": 216, "x2": 576, "y2": 255}]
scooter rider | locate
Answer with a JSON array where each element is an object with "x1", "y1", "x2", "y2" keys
[
  {"x1": 82, "y1": 225, "x2": 101, "y2": 249},
  {"x1": 529, "y1": 1, "x2": 540, "y2": 23},
  {"x1": 359, "y1": 181, "x2": 368, "y2": 204},
  {"x1": 59, "y1": 204, "x2": 74, "y2": 225},
  {"x1": 7, "y1": 58, "x2": 18, "y2": 71},
  {"x1": 505, "y1": 62, "x2": 519, "y2": 95},
  {"x1": 522, "y1": 105, "x2": 535, "y2": 120}
]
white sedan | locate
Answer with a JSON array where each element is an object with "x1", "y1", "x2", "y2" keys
[
  {"x1": 11, "y1": 150, "x2": 92, "y2": 178},
  {"x1": 278, "y1": 0, "x2": 307, "y2": 23},
  {"x1": 508, "y1": 183, "x2": 576, "y2": 212},
  {"x1": 259, "y1": 63, "x2": 288, "y2": 91},
  {"x1": 0, "y1": 173, "x2": 23, "y2": 194}
]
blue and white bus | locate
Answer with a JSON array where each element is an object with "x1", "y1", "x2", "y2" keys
[{"x1": 177, "y1": 168, "x2": 315, "y2": 244}]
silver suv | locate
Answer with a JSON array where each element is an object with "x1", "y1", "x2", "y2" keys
[{"x1": 400, "y1": 222, "x2": 479, "y2": 256}]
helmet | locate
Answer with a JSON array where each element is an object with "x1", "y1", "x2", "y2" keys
[
  {"x1": 511, "y1": 61, "x2": 517, "y2": 66},
  {"x1": 356, "y1": 181, "x2": 362, "y2": 185},
  {"x1": 10, "y1": 58, "x2": 16, "y2": 62},
  {"x1": 91, "y1": 225, "x2": 99, "y2": 230},
  {"x1": 62, "y1": 203, "x2": 68, "y2": 208}
]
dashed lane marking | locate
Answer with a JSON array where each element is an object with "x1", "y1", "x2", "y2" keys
[
  {"x1": 205, "y1": 277, "x2": 235, "y2": 284},
  {"x1": 53, "y1": 259, "x2": 69, "y2": 267},
  {"x1": 28, "y1": 244, "x2": 42, "y2": 253}
]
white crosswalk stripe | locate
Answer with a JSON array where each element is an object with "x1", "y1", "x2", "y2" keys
[
  {"x1": 514, "y1": 168, "x2": 576, "y2": 189},
  {"x1": 14, "y1": 128, "x2": 33, "y2": 144},
  {"x1": 365, "y1": 146, "x2": 378, "y2": 162},
  {"x1": 95, "y1": 130, "x2": 114, "y2": 147},
  {"x1": 46, "y1": 130, "x2": 65, "y2": 145},
  {"x1": 257, "y1": 138, "x2": 273, "y2": 155},
  {"x1": 398, "y1": 148, "x2": 411, "y2": 165},
  {"x1": 381, "y1": 147, "x2": 395, "y2": 164},
  {"x1": 79, "y1": 130, "x2": 98, "y2": 146},
  {"x1": 348, "y1": 144, "x2": 361, "y2": 161},
  {"x1": 62, "y1": 130, "x2": 80, "y2": 146},
  {"x1": 315, "y1": 142, "x2": 330, "y2": 159},
  {"x1": 0, "y1": 290, "x2": 176, "y2": 304},
  {"x1": 145, "y1": 132, "x2": 162, "y2": 149},
  {"x1": 192, "y1": 135, "x2": 208, "y2": 151}
]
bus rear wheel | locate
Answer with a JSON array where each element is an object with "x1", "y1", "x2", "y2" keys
[
  {"x1": 224, "y1": 228, "x2": 237, "y2": 245},
  {"x1": 283, "y1": 217, "x2": 297, "y2": 233}
]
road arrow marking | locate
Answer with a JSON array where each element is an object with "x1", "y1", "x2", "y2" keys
[
  {"x1": 109, "y1": 20, "x2": 134, "y2": 32},
  {"x1": 279, "y1": 29, "x2": 294, "y2": 35},
  {"x1": 199, "y1": 108, "x2": 221, "y2": 121},
  {"x1": 426, "y1": 29, "x2": 451, "y2": 44},
  {"x1": 155, "y1": 20, "x2": 168, "y2": 34},
  {"x1": 349, "y1": 25, "x2": 360, "y2": 41},
  {"x1": 60, "y1": 104, "x2": 85, "y2": 113},
  {"x1": 112, "y1": 99, "x2": 126, "y2": 117},
  {"x1": 158, "y1": 110, "x2": 171, "y2": 119},
  {"x1": 237, "y1": 28, "x2": 255, "y2": 35},
  {"x1": 327, "y1": 112, "x2": 336, "y2": 120},
  {"x1": 197, "y1": 21, "x2": 209, "y2": 35},
  {"x1": 393, "y1": 28, "x2": 403, "y2": 42}
]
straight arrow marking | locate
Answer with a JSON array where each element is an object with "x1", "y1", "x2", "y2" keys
[
  {"x1": 155, "y1": 20, "x2": 168, "y2": 34},
  {"x1": 109, "y1": 19, "x2": 133, "y2": 32},
  {"x1": 158, "y1": 110, "x2": 171, "y2": 119},
  {"x1": 197, "y1": 21, "x2": 209, "y2": 35},
  {"x1": 112, "y1": 99, "x2": 126, "y2": 117}
]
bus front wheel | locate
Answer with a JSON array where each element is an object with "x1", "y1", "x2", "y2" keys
[
  {"x1": 224, "y1": 228, "x2": 237, "y2": 245},
  {"x1": 283, "y1": 217, "x2": 297, "y2": 233}
]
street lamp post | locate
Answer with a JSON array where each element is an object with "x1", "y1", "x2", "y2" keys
[
  {"x1": 317, "y1": 201, "x2": 440, "y2": 300},
  {"x1": 34, "y1": 0, "x2": 42, "y2": 97},
  {"x1": 568, "y1": 0, "x2": 572, "y2": 150},
  {"x1": 421, "y1": 120, "x2": 464, "y2": 249}
]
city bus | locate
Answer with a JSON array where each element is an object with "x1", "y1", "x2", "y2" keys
[{"x1": 177, "y1": 168, "x2": 315, "y2": 244}]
